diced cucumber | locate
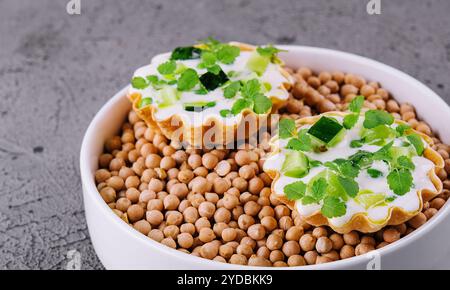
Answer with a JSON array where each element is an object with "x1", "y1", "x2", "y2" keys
[
  {"x1": 183, "y1": 101, "x2": 216, "y2": 112},
  {"x1": 355, "y1": 190, "x2": 386, "y2": 209},
  {"x1": 246, "y1": 52, "x2": 269, "y2": 76},
  {"x1": 327, "y1": 128, "x2": 346, "y2": 147},
  {"x1": 158, "y1": 86, "x2": 180, "y2": 108},
  {"x1": 308, "y1": 117, "x2": 344, "y2": 144},
  {"x1": 281, "y1": 151, "x2": 309, "y2": 178}
]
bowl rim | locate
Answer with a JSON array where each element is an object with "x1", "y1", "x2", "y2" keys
[{"x1": 80, "y1": 44, "x2": 450, "y2": 269}]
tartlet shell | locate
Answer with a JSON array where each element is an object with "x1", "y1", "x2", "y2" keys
[
  {"x1": 128, "y1": 42, "x2": 292, "y2": 147},
  {"x1": 264, "y1": 111, "x2": 444, "y2": 234}
]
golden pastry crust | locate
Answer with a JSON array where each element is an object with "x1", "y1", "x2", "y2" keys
[
  {"x1": 264, "y1": 111, "x2": 444, "y2": 234},
  {"x1": 128, "y1": 42, "x2": 292, "y2": 147}
]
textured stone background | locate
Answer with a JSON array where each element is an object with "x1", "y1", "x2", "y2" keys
[{"x1": 0, "y1": 0, "x2": 449, "y2": 269}]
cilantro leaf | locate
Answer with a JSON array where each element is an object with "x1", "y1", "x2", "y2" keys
[
  {"x1": 311, "y1": 177, "x2": 328, "y2": 201},
  {"x1": 284, "y1": 181, "x2": 307, "y2": 201},
  {"x1": 206, "y1": 64, "x2": 222, "y2": 75},
  {"x1": 157, "y1": 60, "x2": 176, "y2": 75},
  {"x1": 373, "y1": 141, "x2": 393, "y2": 161},
  {"x1": 199, "y1": 51, "x2": 217, "y2": 68},
  {"x1": 334, "y1": 159, "x2": 360, "y2": 178},
  {"x1": 231, "y1": 98, "x2": 252, "y2": 115},
  {"x1": 256, "y1": 45, "x2": 284, "y2": 58},
  {"x1": 131, "y1": 76, "x2": 149, "y2": 89},
  {"x1": 343, "y1": 113, "x2": 359, "y2": 129},
  {"x1": 301, "y1": 196, "x2": 318, "y2": 205},
  {"x1": 387, "y1": 168, "x2": 413, "y2": 196},
  {"x1": 406, "y1": 134, "x2": 425, "y2": 155},
  {"x1": 363, "y1": 110, "x2": 394, "y2": 129},
  {"x1": 349, "y1": 150, "x2": 374, "y2": 168},
  {"x1": 194, "y1": 87, "x2": 208, "y2": 95},
  {"x1": 253, "y1": 94, "x2": 272, "y2": 114},
  {"x1": 177, "y1": 68, "x2": 199, "y2": 91},
  {"x1": 279, "y1": 118, "x2": 296, "y2": 139},
  {"x1": 321, "y1": 196, "x2": 346, "y2": 218},
  {"x1": 350, "y1": 139, "x2": 364, "y2": 148},
  {"x1": 138, "y1": 97, "x2": 153, "y2": 108},
  {"x1": 337, "y1": 176, "x2": 359, "y2": 198},
  {"x1": 223, "y1": 81, "x2": 241, "y2": 99},
  {"x1": 397, "y1": 156, "x2": 415, "y2": 170},
  {"x1": 396, "y1": 124, "x2": 411, "y2": 137},
  {"x1": 367, "y1": 168, "x2": 383, "y2": 178},
  {"x1": 349, "y1": 95, "x2": 365, "y2": 113},
  {"x1": 216, "y1": 45, "x2": 240, "y2": 64},
  {"x1": 309, "y1": 159, "x2": 322, "y2": 168},
  {"x1": 220, "y1": 109, "x2": 232, "y2": 118},
  {"x1": 241, "y1": 79, "x2": 261, "y2": 99},
  {"x1": 286, "y1": 129, "x2": 312, "y2": 152}
]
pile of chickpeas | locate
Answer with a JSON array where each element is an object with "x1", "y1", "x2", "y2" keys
[{"x1": 94, "y1": 66, "x2": 450, "y2": 267}]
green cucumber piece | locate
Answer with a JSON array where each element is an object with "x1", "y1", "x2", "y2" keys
[
  {"x1": 281, "y1": 151, "x2": 309, "y2": 178},
  {"x1": 308, "y1": 117, "x2": 344, "y2": 144},
  {"x1": 246, "y1": 52, "x2": 269, "y2": 76},
  {"x1": 158, "y1": 86, "x2": 180, "y2": 108},
  {"x1": 183, "y1": 101, "x2": 216, "y2": 112}
]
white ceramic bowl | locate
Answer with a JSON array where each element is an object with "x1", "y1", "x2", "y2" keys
[{"x1": 81, "y1": 45, "x2": 450, "y2": 269}]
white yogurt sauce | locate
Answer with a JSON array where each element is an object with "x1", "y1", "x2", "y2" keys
[
  {"x1": 264, "y1": 116, "x2": 436, "y2": 227},
  {"x1": 128, "y1": 50, "x2": 292, "y2": 127}
]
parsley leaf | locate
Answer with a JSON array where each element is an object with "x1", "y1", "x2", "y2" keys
[
  {"x1": 367, "y1": 168, "x2": 383, "y2": 178},
  {"x1": 363, "y1": 110, "x2": 394, "y2": 129},
  {"x1": 199, "y1": 51, "x2": 217, "y2": 68},
  {"x1": 311, "y1": 177, "x2": 328, "y2": 201},
  {"x1": 406, "y1": 134, "x2": 425, "y2": 155},
  {"x1": 396, "y1": 124, "x2": 411, "y2": 136},
  {"x1": 337, "y1": 176, "x2": 359, "y2": 198},
  {"x1": 279, "y1": 118, "x2": 296, "y2": 139},
  {"x1": 284, "y1": 181, "x2": 307, "y2": 201},
  {"x1": 256, "y1": 45, "x2": 284, "y2": 58},
  {"x1": 138, "y1": 97, "x2": 153, "y2": 108},
  {"x1": 231, "y1": 98, "x2": 252, "y2": 115},
  {"x1": 253, "y1": 94, "x2": 272, "y2": 114},
  {"x1": 321, "y1": 196, "x2": 346, "y2": 218},
  {"x1": 241, "y1": 79, "x2": 261, "y2": 99},
  {"x1": 177, "y1": 68, "x2": 199, "y2": 91},
  {"x1": 131, "y1": 76, "x2": 149, "y2": 89},
  {"x1": 220, "y1": 109, "x2": 232, "y2": 118},
  {"x1": 216, "y1": 45, "x2": 240, "y2": 64},
  {"x1": 397, "y1": 156, "x2": 415, "y2": 170},
  {"x1": 373, "y1": 141, "x2": 393, "y2": 162},
  {"x1": 301, "y1": 196, "x2": 317, "y2": 205},
  {"x1": 223, "y1": 81, "x2": 241, "y2": 98},
  {"x1": 349, "y1": 95, "x2": 365, "y2": 113},
  {"x1": 350, "y1": 139, "x2": 364, "y2": 148},
  {"x1": 387, "y1": 168, "x2": 413, "y2": 196},
  {"x1": 286, "y1": 129, "x2": 312, "y2": 152},
  {"x1": 157, "y1": 60, "x2": 176, "y2": 75},
  {"x1": 343, "y1": 113, "x2": 359, "y2": 129},
  {"x1": 309, "y1": 160, "x2": 322, "y2": 168}
]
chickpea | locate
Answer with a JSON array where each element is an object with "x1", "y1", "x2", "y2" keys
[
  {"x1": 316, "y1": 237, "x2": 333, "y2": 254},
  {"x1": 343, "y1": 231, "x2": 360, "y2": 246},
  {"x1": 304, "y1": 251, "x2": 318, "y2": 265},
  {"x1": 329, "y1": 234, "x2": 344, "y2": 250},
  {"x1": 116, "y1": 197, "x2": 131, "y2": 212},
  {"x1": 282, "y1": 241, "x2": 301, "y2": 257},
  {"x1": 107, "y1": 176, "x2": 124, "y2": 191},
  {"x1": 148, "y1": 229, "x2": 164, "y2": 242},
  {"x1": 383, "y1": 228, "x2": 401, "y2": 243},
  {"x1": 238, "y1": 214, "x2": 255, "y2": 230},
  {"x1": 177, "y1": 232, "x2": 194, "y2": 249},
  {"x1": 100, "y1": 186, "x2": 116, "y2": 203},
  {"x1": 229, "y1": 254, "x2": 247, "y2": 265},
  {"x1": 195, "y1": 217, "x2": 211, "y2": 232},
  {"x1": 407, "y1": 212, "x2": 427, "y2": 229},
  {"x1": 127, "y1": 204, "x2": 144, "y2": 223},
  {"x1": 202, "y1": 153, "x2": 219, "y2": 170},
  {"x1": 163, "y1": 194, "x2": 180, "y2": 210},
  {"x1": 248, "y1": 177, "x2": 264, "y2": 194},
  {"x1": 300, "y1": 234, "x2": 316, "y2": 252},
  {"x1": 266, "y1": 234, "x2": 283, "y2": 251},
  {"x1": 188, "y1": 154, "x2": 202, "y2": 169},
  {"x1": 133, "y1": 220, "x2": 151, "y2": 235},
  {"x1": 199, "y1": 228, "x2": 216, "y2": 243},
  {"x1": 355, "y1": 243, "x2": 375, "y2": 256},
  {"x1": 247, "y1": 224, "x2": 266, "y2": 240},
  {"x1": 190, "y1": 176, "x2": 210, "y2": 193},
  {"x1": 146, "y1": 210, "x2": 164, "y2": 226}
]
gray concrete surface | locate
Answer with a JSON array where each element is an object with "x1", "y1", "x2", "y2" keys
[{"x1": 0, "y1": 0, "x2": 449, "y2": 269}]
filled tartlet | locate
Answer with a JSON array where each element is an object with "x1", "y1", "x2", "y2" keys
[
  {"x1": 264, "y1": 97, "x2": 444, "y2": 234},
  {"x1": 128, "y1": 39, "x2": 293, "y2": 147}
]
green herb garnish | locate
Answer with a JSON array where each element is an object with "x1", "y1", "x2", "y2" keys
[
  {"x1": 284, "y1": 181, "x2": 307, "y2": 201},
  {"x1": 363, "y1": 110, "x2": 394, "y2": 129},
  {"x1": 231, "y1": 98, "x2": 253, "y2": 115},
  {"x1": 406, "y1": 134, "x2": 425, "y2": 155},
  {"x1": 177, "y1": 68, "x2": 199, "y2": 91},
  {"x1": 321, "y1": 196, "x2": 346, "y2": 218},
  {"x1": 131, "y1": 76, "x2": 149, "y2": 89},
  {"x1": 397, "y1": 156, "x2": 415, "y2": 170},
  {"x1": 216, "y1": 45, "x2": 240, "y2": 64},
  {"x1": 387, "y1": 168, "x2": 413, "y2": 196},
  {"x1": 223, "y1": 81, "x2": 241, "y2": 99},
  {"x1": 396, "y1": 124, "x2": 411, "y2": 136},
  {"x1": 279, "y1": 118, "x2": 296, "y2": 139},
  {"x1": 367, "y1": 168, "x2": 383, "y2": 178},
  {"x1": 337, "y1": 176, "x2": 359, "y2": 198},
  {"x1": 157, "y1": 60, "x2": 177, "y2": 75},
  {"x1": 138, "y1": 97, "x2": 153, "y2": 108},
  {"x1": 253, "y1": 94, "x2": 272, "y2": 114},
  {"x1": 220, "y1": 109, "x2": 232, "y2": 118},
  {"x1": 183, "y1": 101, "x2": 216, "y2": 112}
]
